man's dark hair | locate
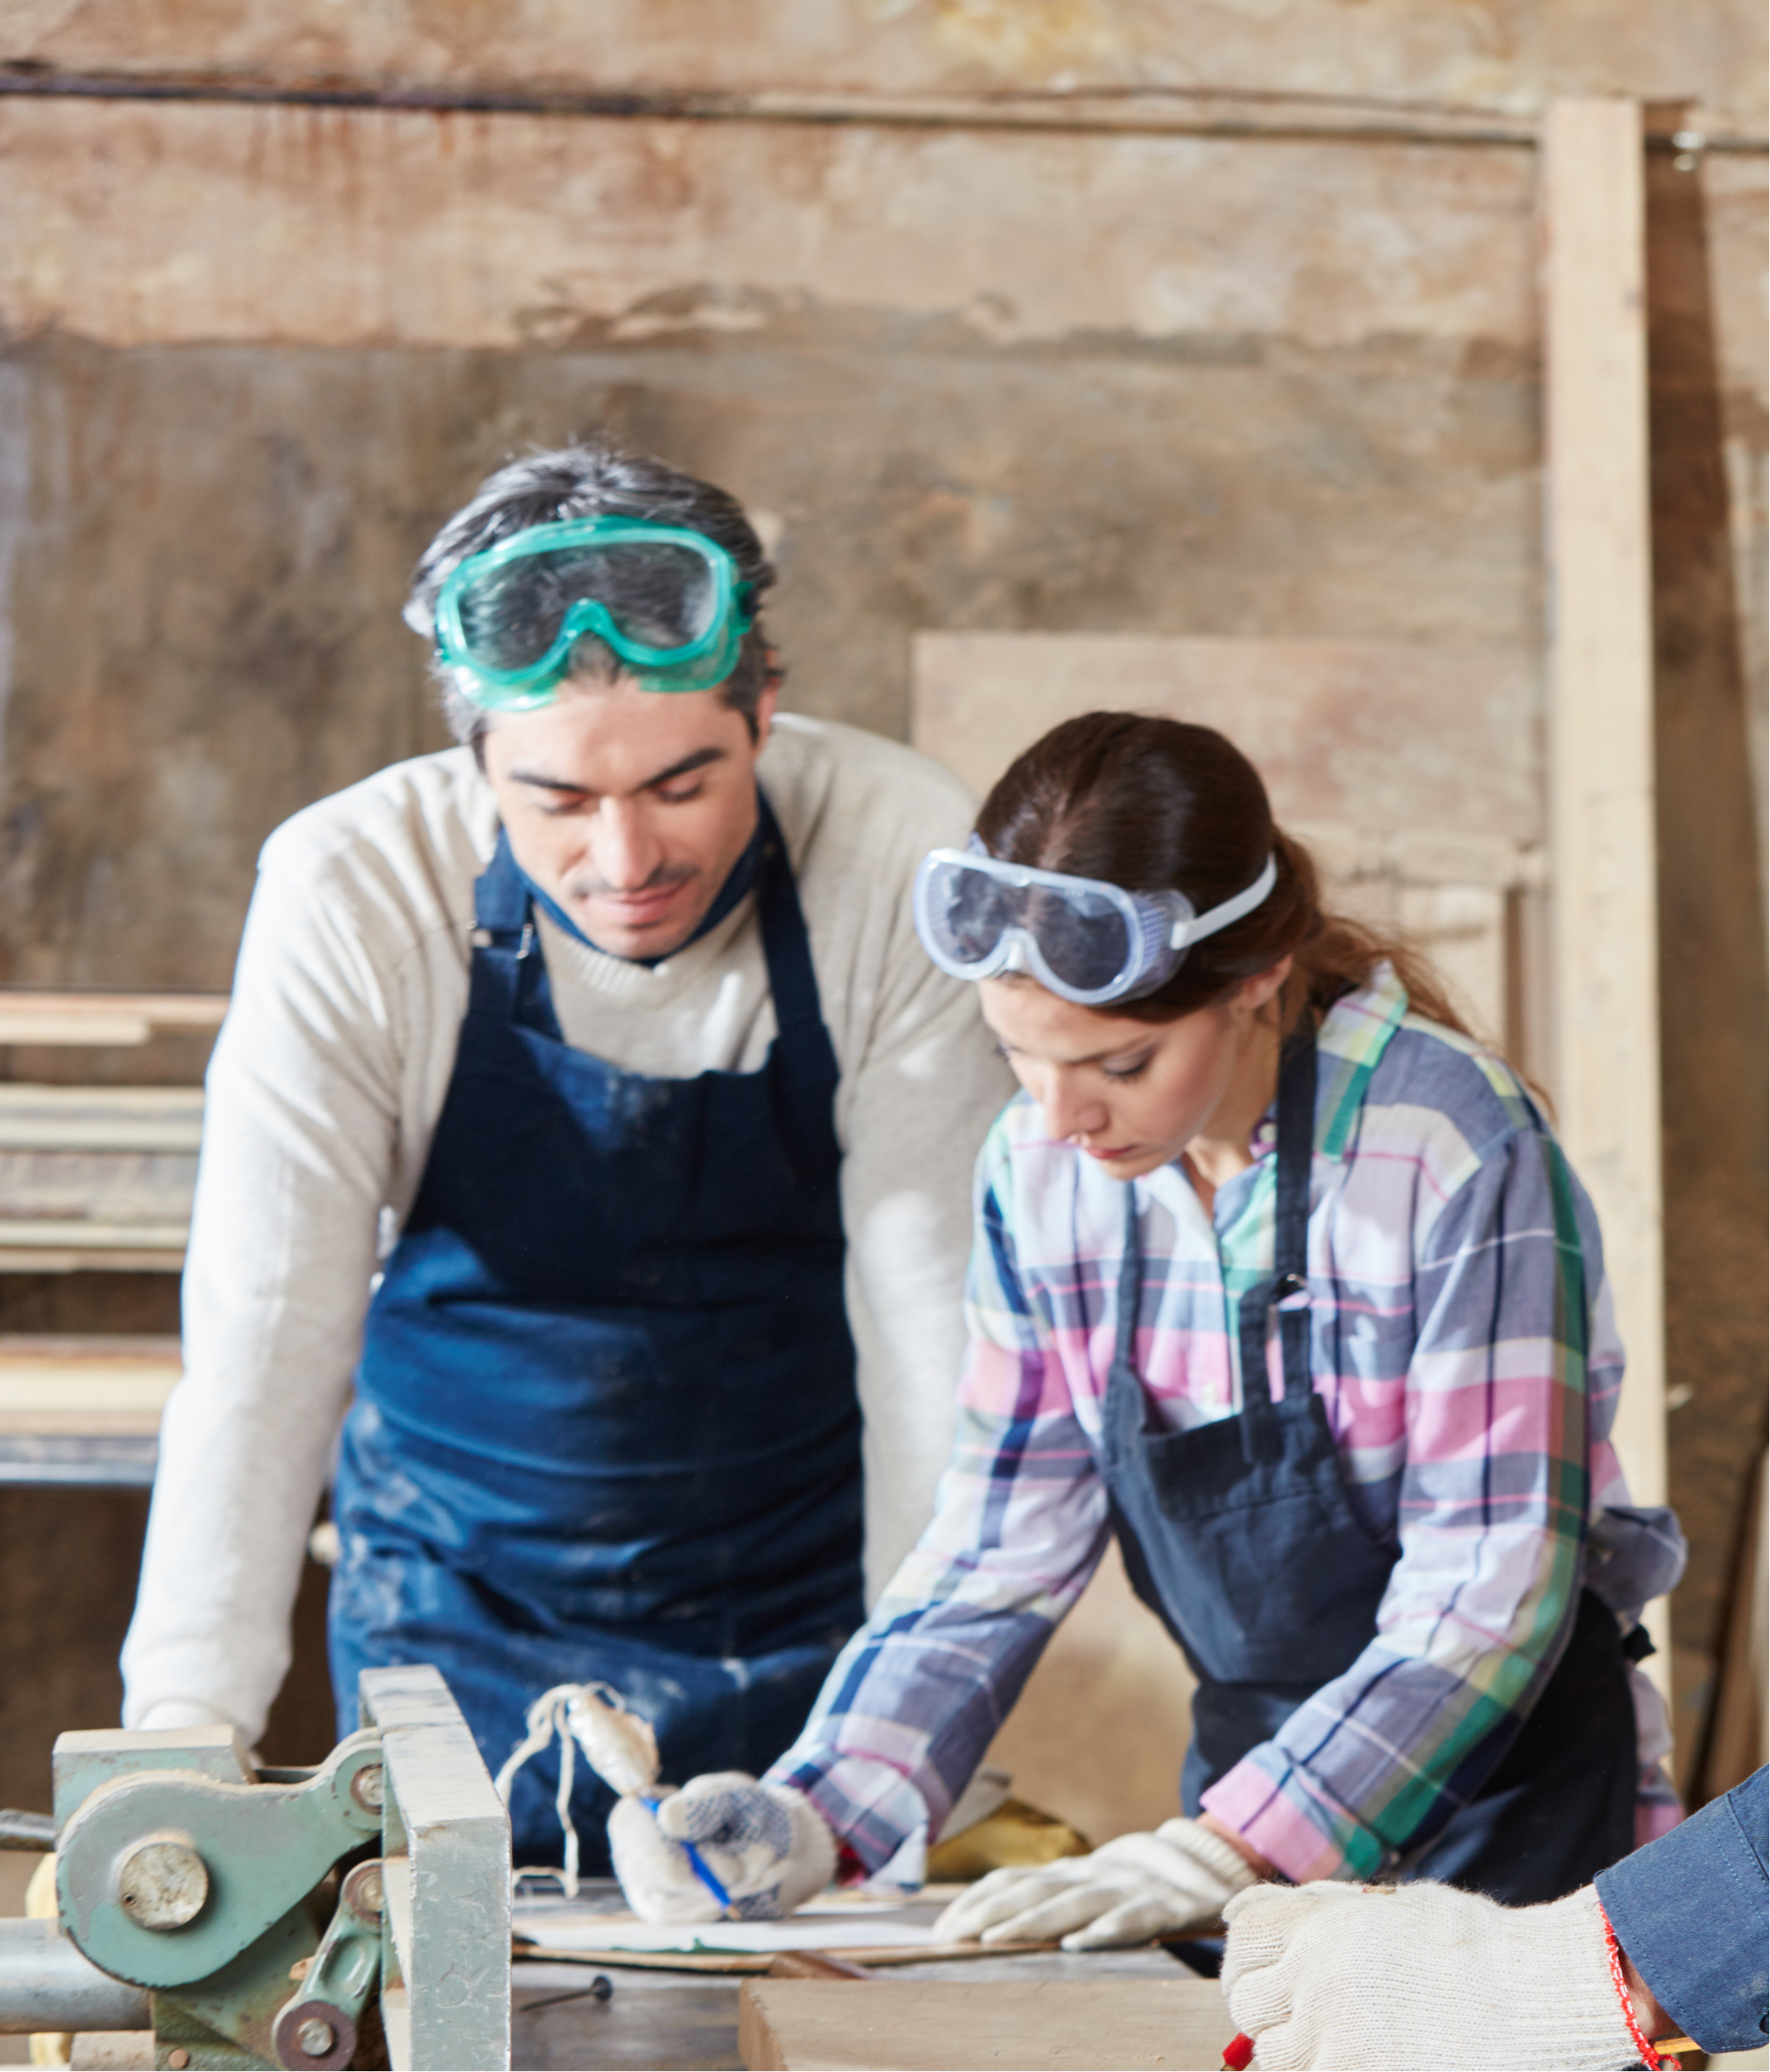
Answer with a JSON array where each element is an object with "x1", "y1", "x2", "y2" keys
[{"x1": 404, "y1": 436, "x2": 778, "y2": 745}]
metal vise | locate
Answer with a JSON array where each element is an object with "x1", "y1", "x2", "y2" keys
[{"x1": 0, "y1": 1664, "x2": 510, "y2": 2070}]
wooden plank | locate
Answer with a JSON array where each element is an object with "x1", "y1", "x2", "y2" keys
[
  {"x1": 0, "y1": 1219, "x2": 190, "y2": 1251},
  {"x1": 1541, "y1": 99, "x2": 1670, "y2": 1674},
  {"x1": 0, "y1": 992, "x2": 227, "y2": 1046},
  {"x1": 514, "y1": 1937, "x2": 1062, "y2": 1976},
  {"x1": 738, "y1": 1979, "x2": 1236, "y2": 2070},
  {"x1": 0, "y1": 1092, "x2": 201, "y2": 1276},
  {"x1": 0, "y1": 1248, "x2": 185, "y2": 1274},
  {"x1": 0, "y1": 1333, "x2": 182, "y2": 1362},
  {"x1": 0, "y1": 1086, "x2": 205, "y2": 1151},
  {"x1": 0, "y1": 1156, "x2": 197, "y2": 1223},
  {"x1": 0, "y1": 1336, "x2": 181, "y2": 1436},
  {"x1": 0, "y1": 1090, "x2": 201, "y2": 1274},
  {"x1": 1699, "y1": 1445, "x2": 1768, "y2": 1800}
]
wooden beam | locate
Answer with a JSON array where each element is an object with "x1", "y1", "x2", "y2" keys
[
  {"x1": 1541, "y1": 100, "x2": 1670, "y2": 1671},
  {"x1": 0, "y1": 990, "x2": 228, "y2": 1046},
  {"x1": 738, "y1": 1978, "x2": 1236, "y2": 2071}
]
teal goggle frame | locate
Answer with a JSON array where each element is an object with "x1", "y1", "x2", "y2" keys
[{"x1": 432, "y1": 516, "x2": 754, "y2": 712}]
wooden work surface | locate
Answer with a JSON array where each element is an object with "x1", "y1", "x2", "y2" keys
[
  {"x1": 510, "y1": 1945, "x2": 1211, "y2": 2071},
  {"x1": 738, "y1": 1978, "x2": 1235, "y2": 2071}
]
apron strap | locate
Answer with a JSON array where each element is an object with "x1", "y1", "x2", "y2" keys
[
  {"x1": 754, "y1": 791, "x2": 844, "y2": 1184},
  {"x1": 469, "y1": 831, "x2": 558, "y2": 1036},
  {"x1": 1236, "y1": 1023, "x2": 1318, "y2": 1437},
  {"x1": 753, "y1": 793, "x2": 825, "y2": 1042},
  {"x1": 1116, "y1": 1183, "x2": 1142, "y2": 1373}
]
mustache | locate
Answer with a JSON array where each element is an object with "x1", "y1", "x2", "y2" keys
[{"x1": 565, "y1": 860, "x2": 698, "y2": 901}]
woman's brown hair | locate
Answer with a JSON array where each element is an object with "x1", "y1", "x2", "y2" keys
[{"x1": 974, "y1": 711, "x2": 1478, "y2": 1037}]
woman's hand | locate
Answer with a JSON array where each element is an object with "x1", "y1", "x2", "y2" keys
[
  {"x1": 933, "y1": 1816, "x2": 1259, "y2": 1950},
  {"x1": 608, "y1": 1773, "x2": 838, "y2": 1922}
]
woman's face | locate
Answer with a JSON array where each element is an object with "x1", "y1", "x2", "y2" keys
[{"x1": 979, "y1": 969, "x2": 1286, "y2": 1181}]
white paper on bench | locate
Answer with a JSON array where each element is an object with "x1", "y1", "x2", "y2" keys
[{"x1": 513, "y1": 1902, "x2": 940, "y2": 1956}]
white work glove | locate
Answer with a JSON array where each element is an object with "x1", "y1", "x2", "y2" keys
[
  {"x1": 132, "y1": 1699, "x2": 240, "y2": 1733},
  {"x1": 933, "y1": 1816, "x2": 1256, "y2": 1950},
  {"x1": 608, "y1": 1771, "x2": 838, "y2": 1923},
  {"x1": 1221, "y1": 1879, "x2": 1643, "y2": 2070}
]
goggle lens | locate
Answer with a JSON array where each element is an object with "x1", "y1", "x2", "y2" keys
[
  {"x1": 455, "y1": 538, "x2": 721, "y2": 674},
  {"x1": 1029, "y1": 887, "x2": 1135, "y2": 992},
  {"x1": 926, "y1": 869, "x2": 1135, "y2": 993},
  {"x1": 932, "y1": 868, "x2": 1016, "y2": 966}
]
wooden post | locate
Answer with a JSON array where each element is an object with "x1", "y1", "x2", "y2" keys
[{"x1": 1541, "y1": 100, "x2": 1670, "y2": 1675}]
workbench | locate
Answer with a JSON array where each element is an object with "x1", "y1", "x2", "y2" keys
[{"x1": 508, "y1": 1891, "x2": 1233, "y2": 2071}]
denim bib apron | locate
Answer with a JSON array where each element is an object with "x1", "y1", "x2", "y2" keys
[
  {"x1": 329, "y1": 794, "x2": 863, "y2": 1869},
  {"x1": 1100, "y1": 1024, "x2": 1639, "y2": 1903}
]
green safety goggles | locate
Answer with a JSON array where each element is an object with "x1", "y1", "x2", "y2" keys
[{"x1": 432, "y1": 516, "x2": 755, "y2": 711}]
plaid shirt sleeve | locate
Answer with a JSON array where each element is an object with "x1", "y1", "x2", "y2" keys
[
  {"x1": 765, "y1": 1118, "x2": 1112, "y2": 1880},
  {"x1": 1200, "y1": 1113, "x2": 1617, "y2": 1883}
]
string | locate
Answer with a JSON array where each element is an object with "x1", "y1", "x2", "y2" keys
[{"x1": 1600, "y1": 1901, "x2": 1680, "y2": 2070}]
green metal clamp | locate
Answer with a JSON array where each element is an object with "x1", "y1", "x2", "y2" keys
[
  {"x1": 54, "y1": 1724, "x2": 382, "y2": 2067},
  {"x1": 45, "y1": 1665, "x2": 509, "y2": 2070}
]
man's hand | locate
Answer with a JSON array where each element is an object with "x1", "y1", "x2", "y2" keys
[
  {"x1": 1221, "y1": 1878, "x2": 1647, "y2": 2070},
  {"x1": 933, "y1": 1818, "x2": 1257, "y2": 1950},
  {"x1": 609, "y1": 1773, "x2": 837, "y2": 1923}
]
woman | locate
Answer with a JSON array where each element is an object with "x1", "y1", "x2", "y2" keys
[{"x1": 607, "y1": 713, "x2": 1686, "y2": 1944}]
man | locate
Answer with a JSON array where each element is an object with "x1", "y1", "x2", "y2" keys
[{"x1": 120, "y1": 439, "x2": 1008, "y2": 1867}]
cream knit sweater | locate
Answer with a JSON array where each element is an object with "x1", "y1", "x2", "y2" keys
[{"x1": 121, "y1": 715, "x2": 1010, "y2": 1744}]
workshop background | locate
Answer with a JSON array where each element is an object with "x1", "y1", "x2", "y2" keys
[{"x1": 0, "y1": 0, "x2": 1764, "y2": 1869}]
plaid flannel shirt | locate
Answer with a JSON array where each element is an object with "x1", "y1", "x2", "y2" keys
[{"x1": 769, "y1": 968, "x2": 1686, "y2": 1886}]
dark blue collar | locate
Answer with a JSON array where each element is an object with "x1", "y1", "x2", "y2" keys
[{"x1": 517, "y1": 805, "x2": 765, "y2": 969}]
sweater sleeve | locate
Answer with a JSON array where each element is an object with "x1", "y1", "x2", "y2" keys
[
  {"x1": 1201, "y1": 1124, "x2": 1612, "y2": 1882},
  {"x1": 768, "y1": 1125, "x2": 1112, "y2": 1881},
  {"x1": 822, "y1": 752, "x2": 1015, "y2": 1601},
  {"x1": 838, "y1": 954, "x2": 1017, "y2": 1598},
  {"x1": 119, "y1": 831, "x2": 418, "y2": 1744}
]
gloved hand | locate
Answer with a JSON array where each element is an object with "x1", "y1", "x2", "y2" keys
[
  {"x1": 1221, "y1": 1879, "x2": 1643, "y2": 2070},
  {"x1": 933, "y1": 1816, "x2": 1256, "y2": 1950},
  {"x1": 609, "y1": 1772, "x2": 838, "y2": 1923},
  {"x1": 133, "y1": 1699, "x2": 240, "y2": 1733}
]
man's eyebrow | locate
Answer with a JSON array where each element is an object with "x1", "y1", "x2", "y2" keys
[
  {"x1": 639, "y1": 746, "x2": 729, "y2": 790},
  {"x1": 506, "y1": 745, "x2": 729, "y2": 796}
]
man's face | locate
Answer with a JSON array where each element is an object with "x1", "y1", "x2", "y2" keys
[{"x1": 480, "y1": 677, "x2": 776, "y2": 961}]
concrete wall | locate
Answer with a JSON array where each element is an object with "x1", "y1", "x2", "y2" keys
[
  {"x1": 7, "y1": 2, "x2": 1766, "y2": 118},
  {"x1": 0, "y1": 3, "x2": 1761, "y2": 1818}
]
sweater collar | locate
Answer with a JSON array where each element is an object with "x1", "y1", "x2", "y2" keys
[{"x1": 515, "y1": 801, "x2": 765, "y2": 970}]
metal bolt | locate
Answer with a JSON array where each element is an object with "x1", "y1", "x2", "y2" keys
[
  {"x1": 296, "y1": 2016, "x2": 337, "y2": 2058},
  {"x1": 342, "y1": 1860, "x2": 385, "y2": 1919},
  {"x1": 350, "y1": 1763, "x2": 385, "y2": 1813},
  {"x1": 114, "y1": 1836, "x2": 209, "y2": 1931}
]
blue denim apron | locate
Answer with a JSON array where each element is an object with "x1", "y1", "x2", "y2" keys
[
  {"x1": 329, "y1": 795, "x2": 864, "y2": 1869},
  {"x1": 1100, "y1": 1024, "x2": 1639, "y2": 1904}
]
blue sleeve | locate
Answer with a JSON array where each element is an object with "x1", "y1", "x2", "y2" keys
[{"x1": 1596, "y1": 1768, "x2": 1768, "y2": 2055}]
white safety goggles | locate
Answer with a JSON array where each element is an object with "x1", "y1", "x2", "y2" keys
[{"x1": 913, "y1": 843, "x2": 1278, "y2": 1006}]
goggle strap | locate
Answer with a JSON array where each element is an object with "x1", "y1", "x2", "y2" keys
[{"x1": 1169, "y1": 854, "x2": 1278, "y2": 950}]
